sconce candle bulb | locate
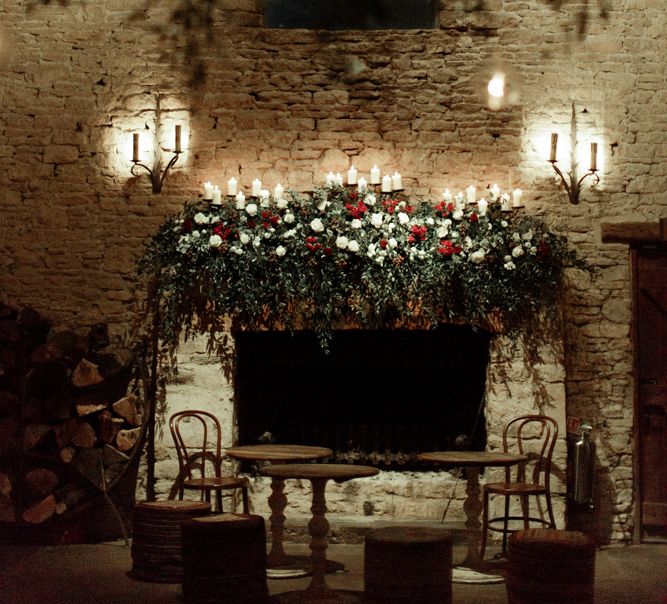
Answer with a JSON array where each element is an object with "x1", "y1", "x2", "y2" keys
[
  {"x1": 590, "y1": 142, "x2": 598, "y2": 172},
  {"x1": 174, "y1": 125, "x2": 182, "y2": 154},
  {"x1": 549, "y1": 133, "x2": 558, "y2": 162},
  {"x1": 130, "y1": 124, "x2": 183, "y2": 194}
]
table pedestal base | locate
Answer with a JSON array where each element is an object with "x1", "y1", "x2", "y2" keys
[{"x1": 452, "y1": 565, "x2": 505, "y2": 584}]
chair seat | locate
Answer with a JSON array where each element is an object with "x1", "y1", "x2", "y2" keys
[
  {"x1": 183, "y1": 476, "x2": 248, "y2": 491},
  {"x1": 485, "y1": 482, "x2": 546, "y2": 496}
]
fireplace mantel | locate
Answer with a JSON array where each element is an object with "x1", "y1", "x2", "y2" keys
[{"x1": 601, "y1": 217, "x2": 667, "y2": 245}]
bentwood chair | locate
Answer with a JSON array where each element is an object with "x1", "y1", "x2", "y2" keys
[
  {"x1": 169, "y1": 410, "x2": 249, "y2": 513},
  {"x1": 480, "y1": 414, "x2": 558, "y2": 558}
]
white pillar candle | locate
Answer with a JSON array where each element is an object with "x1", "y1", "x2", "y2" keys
[
  {"x1": 212, "y1": 186, "x2": 222, "y2": 205},
  {"x1": 370, "y1": 165, "x2": 381, "y2": 185},
  {"x1": 325, "y1": 171, "x2": 335, "y2": 186},
  {"x1": 259, "y1": 189, "x2": 270, "y2": 207},
  {"x1": 455, "y1": 192, "x2": 465, "y2": 209},
  {"x1": 442, "y1": 189, "x2": 452, "y2": 202},
  {"x1": 203, "y1": 181, "x2": 213, "y2": 200},
  {"x1": 490, "y1": 183, "x2": 501, "y2": 199},
  {"x1": 381, "y1": 174, "x2": 392, "y2": 193},
  {"x1": 347, "y1": 165, "x2": 358, "y2": 185},
  {"x1": 477, "y1": 198, "x2": 488, "y2": 215},
  {"x1": 357, "y1": 177, "x2": 367, "y2": 193},
  {"x1": 251, "y1": 178, "x2": 262, "y2": 197},
  {"x1": 501, "y1": 194, "x2": 512, "y2": 211},
  {"x1": 227, "y1": 177, "x2": 238, "y2": 196},
  {"x1": 174, "y1": 125, "x2": 182, "y2": 154},
  {"x1": 466, "y1": 185, "x2": 476, "y2": 204},
  {"x1": 391, "y1": 172, "x2": 402, "y2": 190},
  {"x1": 335, "y1": 173, "x2": 344, "y2": 186},
  {"x1": 512, "y1": 189, "x2": 524, "y2": 208},
  {"x1": 132, "y1": 132, "x2": 140, "y2": 162},
  {"x1": 274, "y1": 183, "x2": 284, "y2": 200},
  {"x1": 235, "y1": 191, "x2": 246, "y2": 209}
]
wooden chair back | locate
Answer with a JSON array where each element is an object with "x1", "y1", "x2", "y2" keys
[{"x1": 169, "y1": 410, "x2": 223, "y2": 483}]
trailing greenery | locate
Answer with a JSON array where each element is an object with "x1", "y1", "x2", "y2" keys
[{"x1": 137, "y1": 185, "x2": 590, "y2": 354}]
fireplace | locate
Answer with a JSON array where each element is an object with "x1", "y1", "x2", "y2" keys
[{"x1": 233, "y1": 324, "x2": 491, "y2": 470}]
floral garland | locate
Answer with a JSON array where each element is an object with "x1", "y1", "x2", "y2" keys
[{"x1": 137, "y1": 185, "x2": 588, "y2": 350}]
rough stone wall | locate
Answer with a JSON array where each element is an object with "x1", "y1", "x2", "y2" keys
[{"x1": 1, "y1": 0, "x2": 666, "y2": 543}]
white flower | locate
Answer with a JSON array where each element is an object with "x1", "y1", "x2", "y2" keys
[
  {"x1": 504, "y1": 261, "x2": 516, "y2": 270},
  {"x1": 398, "y1": 212, "x2": 410, "y2": 225},
  {"x1": 209, "y1": 234, "x2": 223, "y2": 248},
  {"x1": 191, "y1": 230, "x2": 201, "y2": 238},
  {"x1": 351, "y1": 219, "x2": 362, "y2": 229},
  {"x1": 311, "y1": 218, "x2": 325, "y2": 233},
  {"x1": 275, "y1": 245, "x2": 286, "y2": 257},
  {"x1": 452, "y1": 209, "x2": 463, "y2": 220},
  {"x1": 283, "y1": 229, "x2": 296, "y2": 239},
  {"x1": 194, "y1": 212, "x2": 209, "y2": 224},
  {"x1": 365, "y1": 194, "x2": 376, "y2": 206},
  {"x1": 464, "y1": 236, "x2": 473, "y2": 249},
  {"x1": 504, "y1": 255, "x2": 512, "y2": 262},
  {"x1": 426, "y1": 217, "x2": 435, "y2": 226},
  {"x1": 317, "y1": 199, "x2": 329, "y2": 211},
  {"x1": 335, "y1": 236, "x2": 349, "y2": 249},
  {"x1": 233, "y1": 246, "x2": 243, "y2": 255},
  {"x1": 501, "y1": 220, "x2": 508, "y2": 228},
  {"x1": 240, "y1": 233, "x2": 250, "y2": 244},
  {"x1": 276, "y1": 198, "x2": 288, "y2": 210},
  {"x1": 522, "y1": 229, "x2": 533, "y2": 241},
  {"x1": 284, "y1": 213, "x2": 295, "y2": 224},
  {"x1": 367, "y1": 243, "x2": 377, "y2": 257},
  {"x1": 470, "y1": 249, "x2": 486, "y2": 264},
  {"x1": 512, "y1": 245, "x2": 525, "y2": 258},
  {"x1": 371, "y1": 213, "x2": 384, "y2": 228},
  {"x1": 436, "y1": 225, "x2": 449, "y2": 238},
  {"x1": 388, "y1": 238, "x2": 398, "y2": 248},
  {"x1": 253, "y1": 236, "x2": 262, "y2": 248},
  {"x1": 246, "y1": 203, "x2": 258, "y2": 216},
  {"x1": 347, "y1": 240, "x2": 360, "y2": 253}
]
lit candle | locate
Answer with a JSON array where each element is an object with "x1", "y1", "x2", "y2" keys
[
  {"x1": 251, "y1": 178, "x2": 262, "y2": 197},
  {"x1": 203, "y1": 181, "x2": 213, "y2": 200},
  {"x1": 381, "y1": 174, "x2": 392, "y2": 193},
  {"x1": 490, "y1": 183, "x2": 501, "y2": 199},
  {"x1": 512, "y1": 188, "x2": 523, "y2": 208},
  {"x1": 466, "y1": 185, "x2": 476, "y2": 204},
  {"x1": 174, "y1": 125, "x2": 182, "y2": 153},
  {"x1": 335, "y1": 173, "x2": 344, "y2": 186},
  {"x1": 590, "y1": 142, "x2": 598, "y2": 171},
  {"x1": 274, "y1": 183, "x2": 284, "y2": 200},
  {"x1": 235, "y1": 191, "x2": 246, "y2": 209},
  {"x1": 325, "y1": 171, "x2": 335, "y2": 186},
  {"x1": 501, "y1": 194, "x2": 512, "y2": 212},
  {"x1": 549, "y1": 133, "x2": 558, "y2": 162},
  {"x1": 442, "y1": 189, "x2": 452, "y2": 202},
  {"x1": 347, "y1": 165, "x2": 358, "y2": 185},
  {"x1": 357, "y1": 177, "x2": 367, "y2": 193},
  {"x1": 212, "y1": 186, "x2": 222, "y2": 205},
  {"x1": 391, "y1": 172, "x2": 402, "y2": 190},
  {"x1": 227, "y1": 177, "x2": 238, "y2": 196},
  {"x1": 132, "y1": 133, "x2": 139, "y2": 162},
  {"x1": 455, "y1": 192, "x2": 465, "y2": 209},
  {"x1": 477, "y1": 198, "x2": 488, "y2": 215},
  {"x1": 370, "y1": 165, "x2": 381, "y2": 185}
]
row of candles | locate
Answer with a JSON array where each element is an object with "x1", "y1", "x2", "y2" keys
[{"x1": 201, "y1": 166, "x2": 524, "y2": 212}]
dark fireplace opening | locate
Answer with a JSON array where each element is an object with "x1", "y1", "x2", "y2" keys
[{"x1": 234, "y1": 325, "x2": 490, "y2": 470}]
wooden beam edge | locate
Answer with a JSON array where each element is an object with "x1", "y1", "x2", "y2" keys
[{"x1": 601, "y1": 218, "x2": 667, "y2": 244}]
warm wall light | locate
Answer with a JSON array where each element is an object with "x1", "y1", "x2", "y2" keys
[
  {"x1": 130, "y1": 125, "x2": 182, "y2": 194},
  {"x1": 547, "y1": 103, "x2": 600, "y2": 205}
]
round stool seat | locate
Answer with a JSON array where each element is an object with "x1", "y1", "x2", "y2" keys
[
  {"x1": 130, "y1": 500, "x2": 212, "y2": 583},
  {"x1": 181, "y1": 513, "x2": 268, "y2": 603},
  {"x1": 507, "y1": 529, "x2": 596, "y2": 604},
  {"x1": 365, "y1": 526, "x2": 453, "y2": 603}
]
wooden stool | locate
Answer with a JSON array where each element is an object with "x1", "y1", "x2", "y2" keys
[
  {"x1": 506, "y1": 528, "x2": 596, "y2": 604},
  {"x1": 129, "y1": 500, "x2": 211, "y2": 583},
  {"x1": 364, "y1": 526, "x2": 453, "y2": 603},
  {"x1": 180, "y1": 513, "x2": 268, "y2": 603}
]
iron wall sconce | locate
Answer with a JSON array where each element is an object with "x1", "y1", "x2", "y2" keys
[
  {"x1": 131, "y1": 125, "x2": 182, "y2": 194},
  {"x1": 548, "y1": 104, "x2": 600, "y2": 205}
]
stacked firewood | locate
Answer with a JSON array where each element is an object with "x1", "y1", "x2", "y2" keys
[{"x1": 0, "y1": 303, "x2": 143, "y2": 529}]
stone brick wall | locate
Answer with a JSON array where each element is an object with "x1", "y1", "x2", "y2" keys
[{"x1": 2, "y1": 0, "x2": 666, "y2": 543}]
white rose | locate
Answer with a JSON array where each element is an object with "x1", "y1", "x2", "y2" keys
[
  {"x1": 233, "y1": 247, "x2": 243, "y2": 255},
  {"x1": 276, "y1": 198, "x2": 288, "y2": 210},
  {"x1": 275, "y1": 245, "x2": 286, "y2": 256},
  {"x1": 347, "y1": 240, "x2": 360, "y2": 253},
  {"x1": 283, "y1": 229, "x2": 296, "y2": 239},
  {"x1": 388, "y1": 238, "x2": 398, "y2": 248},
  {"x1": 470, "y1": 249, "x2": 486, "y2": 264},
  {"x1": 504, "y1": 261, "x2": 516, "y2": 270},
  {"x1": 436, "y1": 225, "x2": 449, "y2": 238},
  {"x1": 398, "y1": 212, "x2": 410, "y2": 225},
  {"x1": 426, "y1": 217, "x2": 435, "y2": 226},
  {"x1": 209, "y1": 234, "x2": 223, "y2": 248},
  {"x1": 246, "y1": 203, "x2": 258, "y2": 216},
  {"x1": 191, "y1": 230, "x2": 200, "y2": 238},
  {"x1": 366, "y1": 243, "x2": 377, "y2": 257},
  {"x1": 253, "y1": 236, "x2": 262, "y2": 248},
  {"x1": 512, "y1": 245, "x2": 525, "y2": 258},
  {"x1": 371, "y1": 213, "x2": 384, "y2": 228},
  {"x1": 365, "y1": 194, "x2": 377, "y2": 206},
  {"x1": 351, "y1": 219, "x2": 362, "y2": 229},
  {"x1": 194, "y1": 212, "x2": 209, "y2": 224},
  {"x1": 284, "y1": 213, "x2": 295, "y2": 224},
  {"x1": 240, "y1": 233, "x2": 250, "y2": 244},
  {"x1": 522, "y1": 229, "x2": 533, "y2": 241},
  {"x1": 452, "y1": 209, "x2": 464, "y2": 220},
  {"x1": 335, "y1": 236, "x2": 349, "y2": 249},
  {"x1": 501, "y1": 220, "x2": 508, "y2": 228},
  {"x1": 317, "y1": 199, "x2": 329, "y2": 211},
  {"x1": 310, "y1": 218, "x2": 325, "y2": 233}
]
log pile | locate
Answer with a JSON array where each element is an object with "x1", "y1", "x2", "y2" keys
[{"x1": 0, "y1": 303, "x2": 144, "y2": 532}]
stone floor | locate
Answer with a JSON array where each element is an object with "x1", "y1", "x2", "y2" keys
[{"x1": 1, "y1": 535, "x2": 665, "y2": 603}]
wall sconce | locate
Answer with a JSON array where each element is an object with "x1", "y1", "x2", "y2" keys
[
  {"x1": 548, "y1": 103, "x2": 599, "y2": 205},
  {"x1": 131, "y1": 125, "x2": 182, "y2": 194}
]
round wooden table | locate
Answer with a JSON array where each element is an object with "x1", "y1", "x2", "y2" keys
[
  {"x1": 225, "y1": 444, "x2": 332, "y2": 577},
  {"x1": 261, "y1": 463, "x2": 378, "y2": 602},
  {"x1": 418, "y1": 450, "x2": 527, "y2": 584}
]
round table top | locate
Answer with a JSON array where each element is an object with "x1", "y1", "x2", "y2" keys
[
  {"x1": 225, "y1": 444, "x2": 332, "y2": 463},
  {"x1": 260, "y1": 463, "x2": 379, "y2": 482},
  {"x1": 418, "y1": 450, "x2": 527, "y2": 467}
]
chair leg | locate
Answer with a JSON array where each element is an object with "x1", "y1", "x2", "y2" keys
[
  {"x1": 480, "y1": 489, "x2": 490, "y2": 560},
  {"x1": 241, "y1": 485, "x2": 249, "y2": 514},
  {"x1": 501, "y1": 495, "x2": 510, "y2": 553},
  {"x1": 545, "y1": 491, "x2": 556, "y2": 528},
  {"x1": 216, "y1": 489, "x2": 223, "y2": 513},
  {"x1": 520, "y1": 495, "x2": 530, "y2": 530}
]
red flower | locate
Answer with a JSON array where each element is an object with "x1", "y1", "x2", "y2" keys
[
  {"x1": 345, "y1": 201, "x2": 368, "y2": 219},
  {"x1": 382, "y1": 198, "x2": 399, "y2": 214},
  {"x1": 379, "y1": 239, "x2": 388, "y2": 249},
  {"x1": 410, "y1": 225, "x2": 428, "y2": 242},
  {"x1": 182, "y1": 218, "x2": 193, "y2": 232},
  {"x1": 469, "y1": 212, "x2": 479, "y2": 223},
  {"x1": 305, "y1": 236, "x2": 321, "y2": 252},
  {"x1": 213, "y1": 223, "x2": 235, "y2": 240},
  {"x1": 537, "y1": 240, "x2": 550, "y2": 258},
  {"x1": 438, "y1": 240, "x2": 462, "y2": 256}
]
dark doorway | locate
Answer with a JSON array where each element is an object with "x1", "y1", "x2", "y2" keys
[{"x1": 234, "y1": 325, "x2": 490, "y2": 470}]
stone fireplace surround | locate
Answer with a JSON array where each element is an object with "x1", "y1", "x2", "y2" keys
[{"x1": 152, "y1": 324, "x2": 568, "y2": 536}]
